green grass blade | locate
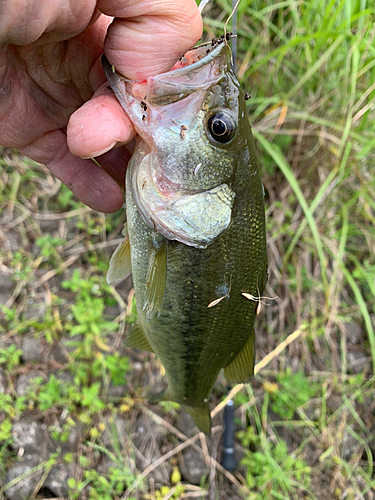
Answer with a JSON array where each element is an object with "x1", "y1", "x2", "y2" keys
[
  {"x1": 285, "y1": 35, "x2": 345, "y2": 100},
  {"x1": 341, "y1": 265, "x2": 375, "y2": 372},
  {"x1": 282, "y1": 168, "x2": 339, "y2": 270}
]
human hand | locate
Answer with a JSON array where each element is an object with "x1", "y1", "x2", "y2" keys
[{"x1": 0, "y1": 0, "x2": 202, "y2": 212}]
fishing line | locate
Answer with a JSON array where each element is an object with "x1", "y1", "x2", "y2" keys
[
  {"x1": 198, "y1": 0, "x2": 211, "y2": 14},
  {"x1": 223, "y1": 0, "x2": 240, "y2": 72},
  {"x1": 231, "y1": 0, "x2": 239, "y2": 74}
]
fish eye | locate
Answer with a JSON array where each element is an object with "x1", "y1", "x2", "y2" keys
[{"x1": 207, "y1": 111, "x2": 236, "y2": 144}]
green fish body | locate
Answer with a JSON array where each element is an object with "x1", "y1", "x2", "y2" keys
[{"x1": 103, "y1": 41, "x2": 267, "y2": 434}]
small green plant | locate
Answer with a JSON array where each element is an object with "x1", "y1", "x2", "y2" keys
[
  {"x1": 270, "y1": 370, "x2": 317, "y2": 420},
  {"x1": 10, "y1": 250, "x2": 34, "y2": 281},
  {"x1": 61, "y1": 270, "x2": 129, "y2": 384},
  {"x1": 0, "y1": 419, "x2": 13, "y2": 441},
  {"x1": 36, "y1": 234, "x2": 65, "y2": 258},
  {"x1": 56, "y1": 184, "x2": 81, "y2": 209},
  {"x1": 33, "y1": 375, "x2": 75, "y2": 412},
  {"x1": 93, "y1": 352, "x2": 130, "y2": 386},
  {"x1": 158, "y1": 401, "x2": 181, "y2": 415},
  {"x1": 32, "y1": 376, "x2": 106, "y2": 415},
  {"x1": 49, "y1": 418, "x2": 76, "y2": 443},
  {"x1": 0, "y1": 393, "x2": 27, "y2": 419},
  {"x1": 0, "y1": 344, "x2": 23, "y2": 371},
  {"x1": 67, "y1": 466, "x2": 137, "y2": 500},
  {"x1": 69, "y1": 296, "x2": 117, "y2": 337},
  {"x1": 63, "y1": 272, "x2": 117, "y2": 344},
  {"x1": 0, "y1": 305, "x2": 18, "y2": 323},
  {"x1": 0, "y1": 419, "x2": 14, "y2": 475},
  {"x1": 14, "y1": 269, "x2": 133, "y2": 427},
  {"x1": 76, "y1": 216, "x2": 103, "y2": 236},
  {"x1": 238, "y1": 426, "x2": 311, "y2": 499}
]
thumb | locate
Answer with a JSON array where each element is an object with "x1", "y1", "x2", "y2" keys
[{"x1": 97, "y1": 0, "x2": 203, "y2": 80}]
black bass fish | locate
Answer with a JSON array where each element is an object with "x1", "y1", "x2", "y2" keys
[{"x1": 103, "y1": 40, "x2": 267, "y2": 434}]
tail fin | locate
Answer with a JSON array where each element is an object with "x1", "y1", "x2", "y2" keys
[
  {"x1": 185, "y1": 402, "x2": 211, "y2": 436},
  {"x1": 148, "y1": 391, "x2": 211, "y2": 435}
]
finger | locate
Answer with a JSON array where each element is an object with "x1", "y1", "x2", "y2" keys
[
  {"x1": 96, "y1": 144, "x2": 133, "y2": 190},
  {"x1": 20, "y1": 129, "x2": 124, "y2": 213},
  {"x1": 67, "y1": 83, "x2": 136, "y2": 158},
  {"x1": 0, "y1": 0, "x2": 97, "y2": 45},
  {"x1": 0, "y1": 15, "x2": 112, "y2": 149},
  {"x1": 89, "y1": 54, "x2": 108, "y2": 92},
  {"x1": 97, "y1": 0, "x2": 203, "y2": 79}
]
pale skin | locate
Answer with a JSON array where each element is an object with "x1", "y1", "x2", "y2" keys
[{"x1": 0, "y1": 0, "x2": 202, "y2": 212}]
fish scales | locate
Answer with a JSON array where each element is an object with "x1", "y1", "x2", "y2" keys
[{"x1": 104, "y1": 41, "x2": 267, "y2": 434}]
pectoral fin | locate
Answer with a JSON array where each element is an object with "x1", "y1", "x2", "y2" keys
[
  {"x1": 124, "y1": 323, "x2": 154, "y2": 352},
  {"x1": 107, "y1": 224, "x2": 131, "y2": 284},
  {"x1": 223, "y1": 333, "x2": 255, "y2": 384},
  {"x1": 143, "y1": 240, "x2": 167, "y2": 321}
]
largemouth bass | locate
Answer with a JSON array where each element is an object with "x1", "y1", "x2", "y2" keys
[{"x1": 103, "y1": 39, "x2": 267, "y2": 434}]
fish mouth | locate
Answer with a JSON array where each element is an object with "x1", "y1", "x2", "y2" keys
[
  {"x1": 133, "y1": 41, "x2": 230, "y2": 106},
  {"x1": 166, "y1": 38, "x2": 230, "y2": 74},
  {"x1": 101, "y1": 40, "x2": 230, "y2": 109}
]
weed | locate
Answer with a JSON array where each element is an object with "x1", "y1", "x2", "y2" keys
[
  {"x1": 0, "y1": 393, "x2": 27, "y2": 419},
  {"x1": 36, "y1": 234, "x2": 65, "y2": 256},
  {"x1": 0, "y1": 344, "x2": 22, "y2": 371},
  {"x1": 94, "y1": 353, "x2": 130, "y2": 386},
  {"x1": 56, "y1": 184, "x2": 82, "y2": 210},
  {"x1": 158, "y1": 401, "x2": 181, "y2": 415},
  {"x1": 10, "y1": 250, "x2": 34, "y2": 281},
  {"x1": 239, "y1": 429, "x2": 311, "y2": 500},
  {"x1": 49, "y1": 418, "x2": 76, "y2": 443},
  {"x1": 67, "y1": 465, "x2": 137, "y2": 500},
  {"x1": 270, "y1": 370, "x2": 318, "y2": 420}
]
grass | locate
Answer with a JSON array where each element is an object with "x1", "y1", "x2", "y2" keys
[{"x1": 1, "y1": 0, "x2": 375, "y2": 498}]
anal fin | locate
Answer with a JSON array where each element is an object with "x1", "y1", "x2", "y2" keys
[
  {"x1": 124, "y1": 323, "x2": 154, "y2": 352},
  {"x1": 107, "y1": 224, "x2": 131, "y2": 284},
  {"x1": 223, "y1": 332, "x2": 255, "y2": 384},
  {"x1": 143, "y1": 239, "x2": 167, "y2": 321}
]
